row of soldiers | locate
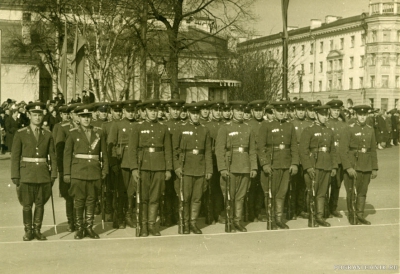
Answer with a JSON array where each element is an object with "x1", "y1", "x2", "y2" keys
[{"x1": 10, "y1": 97, "x2": 378, "y2": 241}]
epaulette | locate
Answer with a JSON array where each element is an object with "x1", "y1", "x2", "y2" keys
[
  {"x1": 244, "y1": 122, "x2": 248, "y2": 125},
  {"x1": 93, "y1": 126, "x2": 102, "y2": 132},
  {"x1": 159, "y1": 121, "x2": 164, "y2": 125},
  {"x1": 62, "y1": 123, "x2": 70, "y2": 127},
  {"x1": 138, "y1": 121, "x2": 144, "y2": 124},
  {"x1": 366, "y1": 124, "x2": 371, "y2": 128},
  {"x1": 226, "y1": 122, "x2": 231, "y2": 125},
  {"x1": 69, "y1": 128, "x2": 79, "y2": 132},
  {"x1": 18, "y1": 127, "x2": 28, "y2": 132}
]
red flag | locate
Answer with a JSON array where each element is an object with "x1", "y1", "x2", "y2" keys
[
  {"x1": 58, "y1": 23, "x2": 68, "y2": 101},
  {"x1": 281, "y1": 0, "x2": 289, "y2": 39},
  {"x1": 71, "y1": 26, "x2": 86, "y2": 98}
]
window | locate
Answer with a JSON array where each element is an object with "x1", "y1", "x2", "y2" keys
[
  {"x1": 382, "y1": 54, "x2": 390, "y2": 65},
  {"x1": 318, "y1": 81, "x2": 322, "y2": 91},
  {"x1": 310, "y1": 43, "x2": 314, "y2": 54},
  {"x1": 320, "y1": 41, "x2": 323, "y2": 53},
  {"x1": 381, "y1": 98, "x2": 388, "y2": 111},
  {"x1": 338, "y1": 59, "x2": 343, "y2": 70},
  {"x1": 350, "y1": 57, "x2": 354, "y2": 69},
  {"x1": 397, "y1": 54, "x2": 400, "y2": 65},
  {"x1": 383, "y1": 30, "x2": 391, "y2": 42},
  {"x1": 309, "y1": 81, "x2": 313, "y2": 92},
  {"x1": 398, "y1": 31, "x2": 400, "y2": 42},
  {"x1": 370, "y1": 75, "x2": 375, "y2": 87},
  {"x1": 369, "y1": 98, "x2": 374, "y2": 109},
  {"x1": 361, "y1": 34, "x2": 366, "y2": 46},
  {"x1": 330, "y1": 40, "x2": 334, "y2": 50},
  {"x1": 338, "y1": 78, "x2": 342, "y2": 89},
  {"x1": 301, "y1": 45, "x2": 305, "y2": 56},
  {"x1": 371, "y1": 31, "x2": 377, "y2": 42},
  {"x1": 359, "y1": 77, "x2": 364, "y2": 88},
  {"x1": 328, "y1": 80, "x2": 332, "y2": 90},
  {"x1": 277, "y1": 49, "x2": 280, "y2": 55},
  {"x1": 329, "y1": 60, "x2": 333, "y2": 71},
  {"x1": 340, "y1": 38, "x2": 344, "y2": 50},
  {"x1": 350, "y1": 36, "x2": 355, "y2": 47},
  {"x1": 291, "y1": 82, "x2": 295, "y2": 92},
  {"x1": 309, "y1": 62, "x2": 314, "y2": 73},
  {"x1": 360, "y1": 55, "x2": 365, "y2": 67},
  {"x1": 319, "y1": 61, "x2": 323, "y2": 72},
  {"x1": 382, "y1": 75, "x2": 389, "y2": 88},
  {"x1": 396, "y1": 76, "x2": 400, "y2": 88},
  {"x1": 349, "y1": 77, "x2": 353, "y2": 89},
  {"x1": 371, "y1": 54, "x2": 376, "y2": 65}
]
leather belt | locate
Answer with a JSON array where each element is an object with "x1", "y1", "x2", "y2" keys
[
  {"x1": 350, "y1": 148, "x2": 370, "y2": 153},
  {"x1": 227, "y1": 147, "x2": 249, "y2": 153},
  {"x1": 22, "y1": 157, "x2": 47, "y2": 163},
  {"x1": 311, "y1": 147, "x2": 330, "y2": 153},
  {"x1": 268, "y1": 144, "x2": 290, "y2": 150},
  {"x1": 75, "y1": 154, "x2": 99, "y2": 160},
  {"x1": 185, "y1": 149, "x2": 204, "y2": 155},
  {"x1": 141, "y1": 147, "x2": 163, "y2": 152}
]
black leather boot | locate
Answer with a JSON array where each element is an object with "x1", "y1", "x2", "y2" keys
[
  {"x1": 33, "y1": 207, "x2": 47, "y2": 240},
  {"x1": 118, "y1": 197, "x2": 126, "y2": 229},
  {"x1": 148, "y1": 203, "x2": 161, "y2": 236},
  {"x1": 66, "y1": 198, "x2": 75, "y2": 232},
  {"x1": 316, "y1": 198, "x2": 330, "y2": 227},
  {"x1": 356, "y1": 197, "x2": 371, "y2": 225},
  {"x1": 140, "y1": 203, "x2": 148, "y2": 237},
  {"x1": 125, "y1": 196, "x2": 136, "y2": 228},
  {"x1": 183, "y1": 202, "x2": 190, "y2": 234},
  {"x1": 323, "y1": 194, "x2": 330, "y2": 218},
  {"x1": 190, "y1": 202, "x2": 202, "y2": 234},
  {"x1": 233, "y1": 200, "x2": 247, "y2": 232},
  {"x1": 23, "y1": 208, "x2": 33, "y2": 241},
  {"x1": 74, "y1": 207, "x2": 85, "y2": 239},
  {"x1": 275, "y1": 199, "x2": 289, "y2": 229},
  {"x1": 85, "y1": 204, "x2": 100, "y2": 239}
]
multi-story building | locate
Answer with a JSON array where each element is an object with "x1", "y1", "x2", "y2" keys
[{"x1": 238, "y1": 0, "x2": 400, "y2": 111}]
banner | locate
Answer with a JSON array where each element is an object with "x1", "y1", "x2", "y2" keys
[
  {"x1": 71, "y1": 26, "x2": 86, "y2": 98},
  {"x1": 58, "y1": 23, "x2": 67, "y2": 101}
]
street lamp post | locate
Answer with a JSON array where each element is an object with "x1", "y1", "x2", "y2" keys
[
  {"x1": 266, "y1": 61, "x2": 275, "y2": 100},
  {"x1": 297, "y1": 69, "x2": 304, "y2": 98}
]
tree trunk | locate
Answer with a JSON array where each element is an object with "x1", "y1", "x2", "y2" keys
[{"x1": 139, "y1": 1, "x2": 148, "y2": 100}]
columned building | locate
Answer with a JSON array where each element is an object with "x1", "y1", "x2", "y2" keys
[{"x1": 238, "y1": 0, "x2": 400, "y2": 111}]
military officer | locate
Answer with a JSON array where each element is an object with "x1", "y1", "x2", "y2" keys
[
  {"x1": 64, "y1": 104, "x2": 109, "y2": 239},
  {"x1": 325, "y1": 99, "x2": 347, "y2": 218},
  {"x1": 247, "y1": 100, "x2": 267, "y2": 222},
  {"x1": 163, "y1": 99, "x2": 186, "y2": 227},
  {"x1": 305, "y1": 101, "x2": 320, "y2": 122},
  {"x1": 243, "y1": 104, "x2": 252, "y2": 121},
  {"x1": 103, "y1": 101, "x2": 122, "y2": 226},
  {"x1": 91, "y1": 102, "x2": 110, "y2": 128},
  {"x1": 55, "y1": 103, "x2": 82, "y2": 232},
  {"x1": 11, "y1": 102, "x2": 57, "y2": 241},
  {"x1": 173, "y1": 102, "x2": 213, "y2": 234},
  {"x1": 52, "y1": 105, "x2": 69, "y2": 142},
  {"x1": 257, "y1": 100, "x2": 299, "y2": 230},
  {"x1": 216, "y1": 101, "x2": 258, "y2": 232},
  {"x1": 299, "y1": 105, "x2": 338, "y2": 228},
  {"x1": 339, "y1": 105, "x2": 378, "y2": 225},
  {"x1": 289, "y1": 99, "x2": 312, "y2": 220},
  {"x1": 107, "y1": 100, "x2": 138, "y2": 228},
  {"x1": 264, "y1": 104, "x2": 274, "y2": 122},
  {"x1": 203, "y1": 100, "x2": 226, "y2": 224},
  {"x1": 198, "y1": 100, "x2": 211, "y2": 124},
  {"x1": 128, "y1": 99, "x2": 173, "y2": 237},
  {"x1": 221, "y1": 102, "x2": 232, "y2": 122}
]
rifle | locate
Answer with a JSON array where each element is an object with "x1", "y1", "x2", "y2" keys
[
  {"x1": 48, "y1": 155, "x2": 57, "y2": 234},
  {"x1": 266, "y1": 141, "x2": 274, "y2": 230},
  {"x1": 100, "y1": 152, "x2": 105, "y2": 229},
  {"x1": 112, "y1": 173, "x2": 119, "y2": 229},
  {"x1": 349, "y1": 143, "x2": 360, "y2": 224},
  {"x1": 205, "y1": 176, "x2": 213, "y2": 225},
  {"x1": 136, "y1": 153, "x2": 142, "y2": 237},
  {"x1": 309, "y1": 145, "x2": 318, "y2": 227},
  {"x1": 225, "y1": 144, "x2": 233, "y2": 233},
  {"x1": 178, "y1": 144, "x2": 187, "y2": 234}
]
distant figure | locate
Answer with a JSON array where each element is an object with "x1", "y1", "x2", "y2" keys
[
  {"x1": 82, "y1": 90, "x2": 91, "y2": 104},
  {"x1": 5, "y1": 109, "x2": 21, "y2": 152},
  {"x1": 56, "y1": 93, "x2": 65, "y2": 106}
]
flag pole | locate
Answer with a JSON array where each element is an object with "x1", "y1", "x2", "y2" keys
[{"x1": 281, "y1": 0, "x2": 289, "y2": 100}]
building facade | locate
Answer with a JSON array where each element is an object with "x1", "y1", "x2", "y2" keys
[{"x1": 238, "y1": 0, "x2": 400, "y2": 111}]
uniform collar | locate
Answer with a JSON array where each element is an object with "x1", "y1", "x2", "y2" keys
[{"x1": 232, "y1": 117, "x2": 243, "y2": 124}]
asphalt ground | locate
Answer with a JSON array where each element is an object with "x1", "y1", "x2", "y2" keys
[{"x1": 0, "y1": 147, "x2": 399, "y2": 274}]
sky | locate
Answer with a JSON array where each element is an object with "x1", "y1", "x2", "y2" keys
[{"x1": 251, "y1": 0, "x2": 370, "y2": 36}]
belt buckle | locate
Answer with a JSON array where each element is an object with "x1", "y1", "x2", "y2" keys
[
  {"x1": 149, "y1": 147, "x2": 155, "y2": 153},
  {"x1": 238, "y1": 147, "x2": 244, "y2": 153},
  {"x1": 193, "y1": 149, "x2": 199, "y2": 155},
  {"x1": 361, "y1": 148, "x2": 367, "y2": 153},
  {"x1": 334, "y1": 142, "x2": 339, "y2": 147},
  {"x1": 321, "y1": 147, "x2": 327, "y2": 152},
  {"x1": 279, "y1": 144, "x2": 285, "y2": 150}
]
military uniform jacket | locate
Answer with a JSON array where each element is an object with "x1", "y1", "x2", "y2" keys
[
  {"x1": 165, "y1": 118, "x2": 183, "y2": 138},
  {"x1": 172, "y1": 121, "x2": 213, "y2": 176},
  {"x1": 326, "y1": 118, "x2": 347, "y2": 164},
  {"x1": 299, "y1": 123, "x2": 338, "y2": 171},
  {"x1": 108, "y1": 118, "x2": 136, "y2": 168},
  {"x1": 215, "y1": 120, "x2": 257, "y2": 173},
  {"x1": 291, "y1": 117, "x2": 312, "y2": 145},
  {"x1": 204, "y1": 119, "x2": 224, "y2": 166},
  {"x1": 55, "y1": 121, "x2": 79, "y2": 172},
  {"x1": 63, "y1": 126, "x2": 109, "y2": 180},
  {"x1": 339, "y1": 122, "x2": 378, "y2": 172},
  {"x1": 91, "y1": 118, "x2": 108, "y2": 128},
  {"x1": 257, "y1": 119, "x2": 299, "y2": 169},
  {"x1": 128, "y1": 120, "x2": 173, "y2": 171},
  {"x1": 11, "y1": 126, "x2": 57, "y2": 183}
]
